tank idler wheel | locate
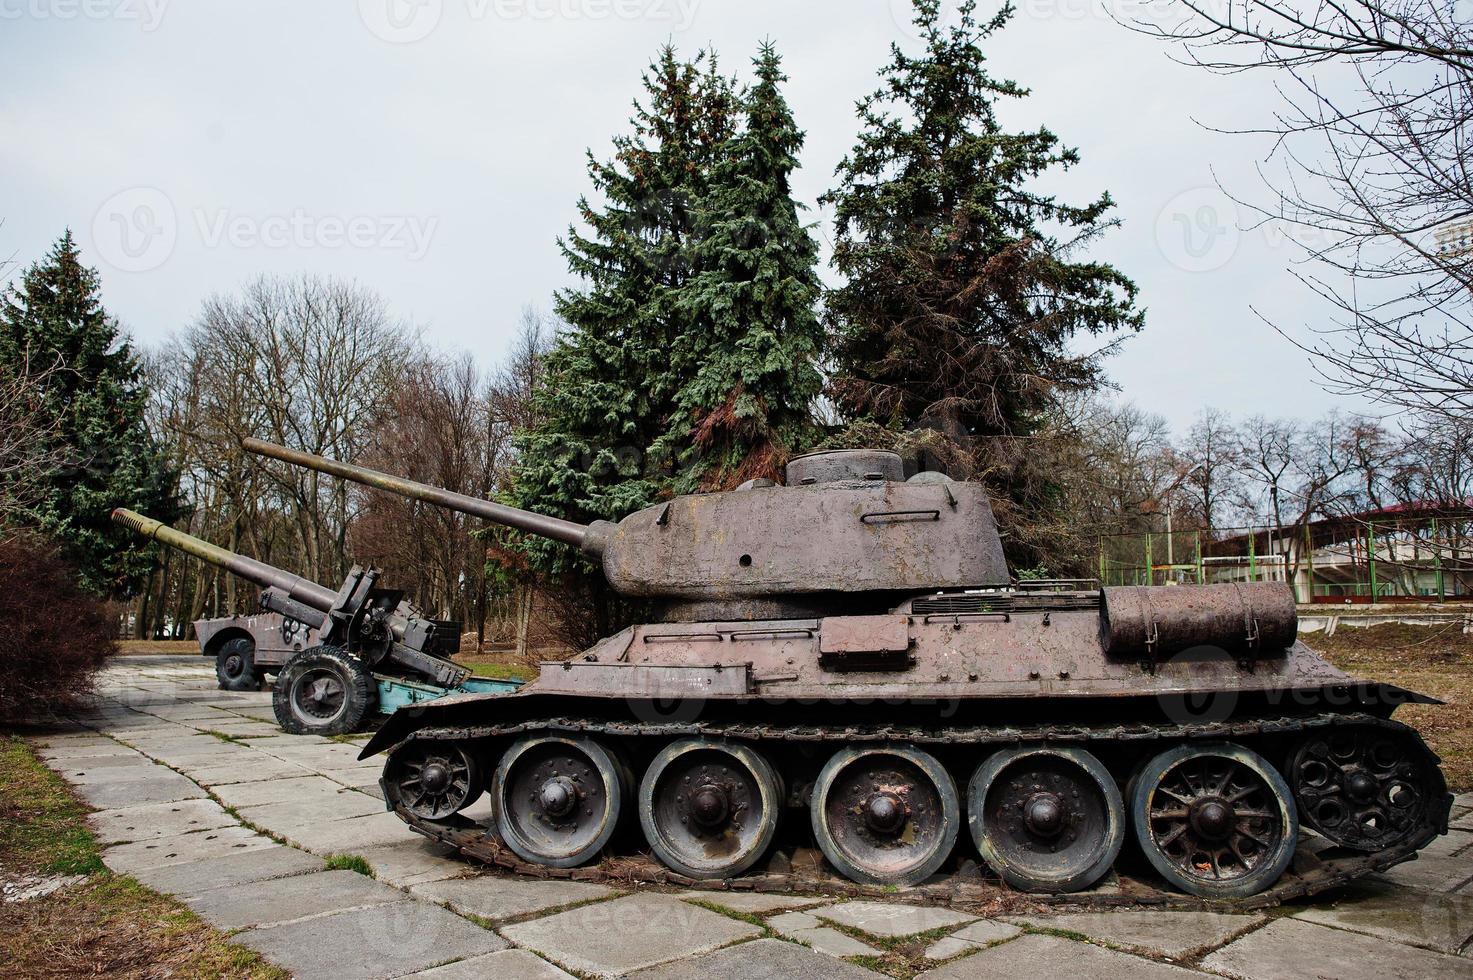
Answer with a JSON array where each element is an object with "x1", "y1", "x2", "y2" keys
[
  {"x1": 272, "y1": 646, "x2": 376, "y2": 736},
  {"x1": 1290, "y1": 727, "x2": 1444, "y2": 852},
  {"x1": 810, "y1": 745, "x2": 960, "y2": 887},
  {"x1": 384, "y1": 740, "x2": 484, "y2": 821},
  {"x1": 968, "y1": 746, "x2": 1124, "y2": 893},
  {"x1": 639, "y1": 739, "x2": 782, "y2": 880},
  {"x1": 493, "y1": 736, "x2": 627, "y2": 869},
  {"x1": 1131, "y1": 741, "x2": 1298, "y2": 899},
  {"x1": 216, "y1": 637, "x2": 260, "y2": 691}
]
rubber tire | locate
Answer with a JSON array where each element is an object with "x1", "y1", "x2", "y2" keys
[
  {"x1": 215, "y1": 637, "x2": 259, "y2": 691},
  {"x1": 272, "y1": 646, "x2": 376, "y2": 736},
  {"x1": 1130, "y1": 741, "x2": 1298, "y2": 899}
]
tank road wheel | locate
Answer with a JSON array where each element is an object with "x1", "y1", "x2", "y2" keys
[
  {"x1": 215, "y1": 637, "x2": 259, "y2": 691},
  {"x1": 1290, "y1": 727, "x2": 1446, "y2": 852},
  {"x1": 968, "y1": 746, "x2": 1124, "y2": 894},
  {"x1": 272, "y1": 646, "x2": 377, "y2": 736},
  {"x1": 1131, "y1": 742, "x2": 1298, "y2": 899},
  {"x1": 493, "y1": 736, "x2": 627, "y2": 869},
  {"x1": 384, "y1": 740, "x2": 484, "y2": 821},
  {"x1": 810, "y1": 745, "x2": 960, "y2": 887},
  {"x1": 638, "y1": 739, "x2": 782, "y2": 880}
]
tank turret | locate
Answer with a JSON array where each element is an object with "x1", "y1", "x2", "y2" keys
[{"x1": 242, "y1": 439, "x2": 1010, "y2": 617}]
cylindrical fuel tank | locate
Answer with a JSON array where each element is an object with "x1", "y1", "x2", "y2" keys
[{"x1": 1101, "y1": 582, "x2": 1299, "y2": 660}]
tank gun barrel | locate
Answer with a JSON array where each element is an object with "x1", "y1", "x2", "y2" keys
[
  {"x1": 111, "y1": 508, "x2": 339, "y2": 612},
  {"x1": 241, "y1": 438, "x2": 594, "y2": 551}
]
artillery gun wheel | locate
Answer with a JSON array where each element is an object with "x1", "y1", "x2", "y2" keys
[
  {"x1": 1131, "y1": 742, "x2": 1298, "y2": 899},
  {"x1": 968, "y1": 746, "x2": 1124, "y2": 894},
  {"x1": 215, "y1": 637, "x2": 259, "y2": 692},
  {"x1": 385, "y1": 740, "x2": 484, "y2": 820},
  {"x1": 638, "y1": 739, "x2": 782, "y2": 880},
  {"x1": 493, "y1": 736, "x2": 627, "y2": 869},
  {"x1": 273, "y1": 646, "x2": 377, "y2": 736},
  {"x1": 1289, "y1": 727, "x2": 1445, "y2": 852},
  {"x1": 810, "y1": 745, "x2": 959, "y2": 887}
]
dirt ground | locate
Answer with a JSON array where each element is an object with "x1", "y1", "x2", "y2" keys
[{"x1": 1308, "y1": 622, "x2": 1473, "y2": 792}]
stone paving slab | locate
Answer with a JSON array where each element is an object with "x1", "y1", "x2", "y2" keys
[
  {"x1": 1203, "y1": 917, "x2": 1473, "y2": 979},
  {"x1": 183, "y1": 869, "x2": 406, "y2": 930},
  {"x1": 189, "y1": 758, "x2": 314, "y2": 785},
  {"x1": 919, "y1": 932, "x2": 1202, "y2": 979},
  {"x1": 237, "y1": 791, "x2": 385, "y2": 828},
  {"x1": 1006, "y1": 909, "x2": 1261, "y2": 959},
  {"x1": 812, "y1": 899, "x2": 977, "y2": 937},
  {"x1": 89, "y1": 798, "x2": 236, "y2": 843},
  {"x1": 405, "y1": 948, "x2": 577, "y2": 979},
  {"x1": 501, "y1": 893, "x2": 761, "y2": 977},
  {"x1": 768, "y1": 910, "x2": 883, "y2": 957},
  {"x1": 411, "y1": 874, "x2": 614, "y2": 922},
  {"x1": 71, "y1": 770, "x2": 206, "y2": 808},
  {"x1": 923, "y1": 920, "x2": 1024, "y2": 960},
  {"x1": 346, "y1": 839, "x2": 474, "y2": 887},
  {"x1": 632, "y1": 938, "x2": 883, "y2": 978},
  {"x1": 211, "y1": 774, "x2": 350, "y2": 809},
  {"x1": 102, "y1": 826, "x2": 278, "y2": 874},
  {"x1": 273, "y1": 811, "x2": 415, "y2": 853},
  {"x1": 236, "y1": 899, "x2": 508, "y2": 980},
  {"x1": 1295, "y1": 877, "x2": 1473, "y2": 954},
  {"x1": 127, "y1": 844, "x2": 325, "y2": 895},
  {"x1": 1372, "y1": 828, "x2": 1473, "y2": 892},
  {"x1": 684, "y1": 892, "x2": 827, "y2": 914}
]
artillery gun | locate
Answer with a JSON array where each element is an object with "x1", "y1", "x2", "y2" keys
[
  {"x1": 112, "y1": 509, "x2": 485, "y2": 735},
  {"x1": 241, "y1": 440, "x2": 1452, "y2": 902}
]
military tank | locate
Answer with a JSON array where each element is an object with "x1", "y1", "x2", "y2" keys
[{"x1": 243, "y1": 437, "x2": 1452, "y2": 901}]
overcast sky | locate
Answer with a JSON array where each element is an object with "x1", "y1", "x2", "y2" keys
[{"x1": 1, "y1": 0, "x2": 1368, "y2": 432}]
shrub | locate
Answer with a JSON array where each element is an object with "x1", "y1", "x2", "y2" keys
[{"x1": 0, "y1": 533, "x2": 115, "y2": 722}]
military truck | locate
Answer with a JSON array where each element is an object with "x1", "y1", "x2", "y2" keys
[{"x1": 194, "y1": 611, "x2": 320, "y2": 691}]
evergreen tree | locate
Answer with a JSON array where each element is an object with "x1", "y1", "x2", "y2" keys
[
  {"x1": 511, "y1": 47, "x2": 738, "y2": 592},
  {"x1": 824, "y1": 0, "x2": 1143, "y2": 447},
  {"x1": 675, "y1": 43, "x2": 824, "y2": 490},
  {"x1": 0, "y1": 231, "x2": 176, "y2": 596}
]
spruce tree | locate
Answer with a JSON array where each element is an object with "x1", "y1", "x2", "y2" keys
[
  {"x1": 0, "y1": 231, "x2": 176, "y2": 596},
  {"x1": 824, "y1": 0, "x2": 1143, "y2": 446},
  {"x1": 512, "y1": 47, "x2": 737, "y2": 587},
  {"x1": 675, "y1": 43, "x2": 824, "y2": 490}
]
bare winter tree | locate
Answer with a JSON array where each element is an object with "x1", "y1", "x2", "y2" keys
[
  {"x1": 1132, "y1": 1, "x2": 1472, "y2": 420},
  {"x1": 0, "y1": 345, "x2": 68, "y2": 525},
  {"x1": 1178, "y1": 407, "x2": 1240, "y2": 528}
]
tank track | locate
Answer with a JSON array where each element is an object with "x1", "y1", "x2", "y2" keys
[{"x1": 382, "y1": 711, "x2": 1452, "y2": 911}]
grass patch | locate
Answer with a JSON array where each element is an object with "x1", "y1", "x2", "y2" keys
[
  {"x1": 323, "y1": 853, "x2": 374, "y2": 877},
  {"x1": 0, "y1": 734, "x2": 104, "y2": 876},
  {"x1": 1311, "y1": 623, "x2": 1473, "y2": 791},
  {"x1": 458, "y1": 659, "x2": 538, "y2": 682},
  {"x1": 200, "y1": 729, "x2": 245, "y2": 745},
  {"x1": 0, "y1": 734, "x2": 288, "y2": 979}
]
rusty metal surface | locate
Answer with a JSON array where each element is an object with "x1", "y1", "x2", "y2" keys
[
  {"x1": 1102, "y1": 583, "x2": 1299, "y2": 663},
  {"x1": 383, "y1": 711, "x2": 1452, "y2": 910},
  {"x1": 785, "y1": 448, "x2": 904, "y2": 485}
]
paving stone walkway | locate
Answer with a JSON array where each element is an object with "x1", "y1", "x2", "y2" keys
[{"x1": 29, "y1": 655, "x2": 1473, "y2": 978}]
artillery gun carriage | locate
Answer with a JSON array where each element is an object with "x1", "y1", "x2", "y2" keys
[{"x1": 236, "y1": 439, "x2": 1452, "y2": 901}]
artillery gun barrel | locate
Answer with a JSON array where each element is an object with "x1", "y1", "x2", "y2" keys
[
  {"x1": 241, "y1": 438, "x2": 593, "y2": 550},
  {"x1": 111, "y1": 508, "x2": 339, "y2": 613}
]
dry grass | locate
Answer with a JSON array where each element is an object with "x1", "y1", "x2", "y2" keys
[
  {"x1": 1307, "y1": 622, "x2": 1473, "y2": 792},
  {"x1": 117, "y1": 639, "x2": 199, "y2": 655},
  {"x1": 0, "y1": 734, "x2": 287, "y2": 979}
]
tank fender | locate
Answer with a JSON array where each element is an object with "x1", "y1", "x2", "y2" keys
[{"x1": 358, "y1": 689, "x2": 528, "y2": 759}]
